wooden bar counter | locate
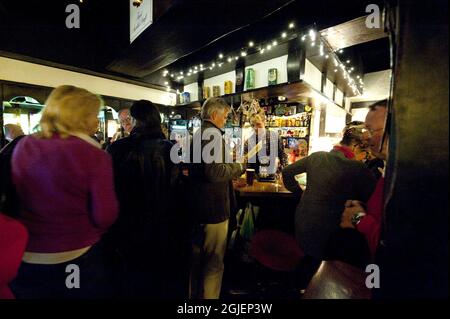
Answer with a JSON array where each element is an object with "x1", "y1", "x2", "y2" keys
[
  {"x1": 233, "y1": 178, "x2": 295, "y2": 198},
  {"x1": 231, "y1": 177, "x2": 299, "y2": 236}
]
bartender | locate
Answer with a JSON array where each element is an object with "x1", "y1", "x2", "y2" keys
[{"x1": 244, "y1": 114, "x2": 287, "y2": 177}]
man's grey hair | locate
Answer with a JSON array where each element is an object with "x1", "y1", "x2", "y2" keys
[
  {"x1": 118, "y1": 108, "x2": 130, "y2": 116},
  {"x1": 201, "y1": 97, "x2": 230, "y2": 120}
]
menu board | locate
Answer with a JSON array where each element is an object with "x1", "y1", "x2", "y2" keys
[{"x1": 130, "y1": 0, "x2": 153, "y2": 43}]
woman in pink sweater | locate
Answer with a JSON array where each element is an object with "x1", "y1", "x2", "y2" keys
[{"x1": 10, "y1": 85, "x2": 118, "y2": 299}]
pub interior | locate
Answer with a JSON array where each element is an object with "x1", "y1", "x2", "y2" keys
[{"x1": 0, "y1": 0, "x2": 448, "y2": 301}]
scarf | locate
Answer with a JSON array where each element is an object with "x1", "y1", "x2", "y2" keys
[{"x1": 333, "y1": 145, "x2": 355, "y2": 159}]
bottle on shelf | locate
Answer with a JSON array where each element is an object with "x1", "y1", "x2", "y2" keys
[
  {"x1": 268, "y1": 68, "x2": 278, "y2": 86},
  {"x1": 245, "y1": 68, "x2": 255, "y2": 89}
]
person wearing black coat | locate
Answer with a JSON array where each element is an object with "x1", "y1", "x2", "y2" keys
[{"x1": 106, "y1": 100, "x2": 184, "y2": 298}]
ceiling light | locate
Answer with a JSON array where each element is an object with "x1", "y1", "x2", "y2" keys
[{"x1": 309, "y1": 29, "x2": 316, "y2": 41}]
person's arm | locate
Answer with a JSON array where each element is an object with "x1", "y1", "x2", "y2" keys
[
  {"x1": 88, "y1": 152, "x2": 119, "y2": 230},
  {"x1": 340, "y1": 200, "x2": 380, "y2": 258},
  {"x1": 356, "y1": 212, "x2": 381, "y2": 258},
  {"x1": 202, "y1": 130, "x2": 246, "y2": 182},
  {"x1": 204, "y1": 162, "x2": 245, "y2": 183},
  {"x1": 281, "y1": 156, "x2": 308, "y2": 193}
]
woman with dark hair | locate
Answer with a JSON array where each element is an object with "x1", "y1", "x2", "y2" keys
[{"x1": 107, "y1": 100, "x2": 184, "y2": 298}]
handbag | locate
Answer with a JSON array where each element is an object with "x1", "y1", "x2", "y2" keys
[
  {"x1": 228, "y1": 202, "x2": 259, "y2": 253},
  {"x1": 239, "y1": 202, "x2": 259, "y2": 241}
]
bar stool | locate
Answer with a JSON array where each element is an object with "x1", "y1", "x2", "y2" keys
[{"x1": 249, "y1": 230, "x2": 304, "y2": 298}]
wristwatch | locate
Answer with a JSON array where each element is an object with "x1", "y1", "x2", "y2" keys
[{"x1": 351, "y1": 212, "x2": 366, "y2": 227}]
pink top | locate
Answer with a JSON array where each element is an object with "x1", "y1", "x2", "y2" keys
[
  {"x1": 356, "y1": 177, "x2": 385, "y2": 258},
  {"x1": 12, "y1": 134, "x2": 118, "y2": 253},
  {"x1": 0, "y1": 214, "x2": 28, "y2": 299}
]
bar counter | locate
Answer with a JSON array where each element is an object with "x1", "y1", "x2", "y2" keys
[
  {"x1": 231, "y1": 177, "x2": 300, "y2": 234},
  {"x1": 233, "y1": 178, "x2": 294, "y2": 198}
]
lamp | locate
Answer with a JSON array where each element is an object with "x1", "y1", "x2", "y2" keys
[{"x1": 132, "y1": 0, "x2": 143, "y2": 7}]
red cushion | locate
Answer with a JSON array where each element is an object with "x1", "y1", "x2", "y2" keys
[
  {"x1": 0, "y1": 214, "x2": 28, "y2": 299},
  {"x1": 250, "y1": 230, "x2": 304, "y2": 272}
]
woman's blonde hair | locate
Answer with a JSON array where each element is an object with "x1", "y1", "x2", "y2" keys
[
  {"x1": 39, "y1": 85, "x2": 102, "y2": 138},
  {"x1": 249, "y1": 113, "x2": 266, "y2": 126}
]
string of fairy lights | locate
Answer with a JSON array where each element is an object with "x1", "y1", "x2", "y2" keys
[{"x1": 161, "y1": 22, "x2": 364, "y2": 96}]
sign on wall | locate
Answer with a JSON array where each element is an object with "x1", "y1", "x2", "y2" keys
[{"x1": 130, "y1": 0, "x2": 153, "y2": 44}]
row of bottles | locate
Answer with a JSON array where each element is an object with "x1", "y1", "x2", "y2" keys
[
  {"x1": 273, "y1": 127, "x2": 309, "y2": 138},
  {"x1": 203, "y1": 81, "x2": 234, "y2": 99},
  {"x1": 265, "y1": 113, "x2": 311, "y2": 128}
]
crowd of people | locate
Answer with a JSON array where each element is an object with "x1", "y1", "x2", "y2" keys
[{"x1": 0, "y1": 84, "x2": 388, "y2": 299}]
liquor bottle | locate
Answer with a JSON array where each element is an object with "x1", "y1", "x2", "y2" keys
[
  {"x1": 203, "y1": 86, "x2": 211, "y2": 99},
  {"x1": 224, "y1": 81, "x2": 233, "y2": 94},
  {"x1": 245, "y1": 68, "x2": 255, "y2": 90},
  {"x1": 212, "y1": 86, "x2": 220, "y2": 97},
  {"x1": 268, "y1": 68, "x2": 277, "y2": 85}
]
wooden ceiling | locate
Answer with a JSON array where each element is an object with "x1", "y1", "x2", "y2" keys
[
  {"x1": 320, "y1": 15, "x2": 388, "y2": 51},
  {"x1": 0, "y1": 0, "x2": 389, "y2": 89}
]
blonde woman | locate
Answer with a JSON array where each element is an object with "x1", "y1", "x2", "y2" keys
[{"x1": 10, "y1": 85, "x2": 118, "y2": 299}]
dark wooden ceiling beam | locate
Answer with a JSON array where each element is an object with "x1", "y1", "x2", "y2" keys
[
  {"x1": 319, "y1": 15, "x2": 388, "y2": 51},
  {"x1": 106, "y1": 0, "x2": 295, "y2": 78}
]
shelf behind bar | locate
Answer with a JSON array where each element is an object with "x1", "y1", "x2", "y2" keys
[{"x1": 175, "y1": 80, "x2": 350, "y2": 114}]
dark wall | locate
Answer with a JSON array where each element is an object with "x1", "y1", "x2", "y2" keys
[{"x1": 378, "y1": 0, "x2": 449, "y2": 298}]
